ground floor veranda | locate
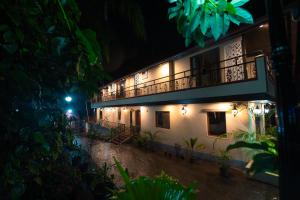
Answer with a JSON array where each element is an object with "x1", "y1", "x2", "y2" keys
[{"x1": 92, "y1": 100, "x2": 276, "y2": 163}]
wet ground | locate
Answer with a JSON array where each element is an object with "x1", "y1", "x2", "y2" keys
[{"x1": 76, "y1": 137, "x2": 279, "y2": 200}]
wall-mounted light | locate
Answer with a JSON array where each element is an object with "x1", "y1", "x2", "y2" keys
[
  {"x1": 181, "y1": 105, "x2": 187, "y2": 116},
  {"x1": 232, "y1": 104, "x2": 238, "y2": 117},
  {"x1": 253, "y1": 105, "x2": 262, "y2": 115},
  {"x1": 264, "y1": 104, "x2": 270, "y2": 114}
]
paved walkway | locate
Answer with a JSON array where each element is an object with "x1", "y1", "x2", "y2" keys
[{"x1": 77, "y1": 137, "x2": 279, "y2": 200}]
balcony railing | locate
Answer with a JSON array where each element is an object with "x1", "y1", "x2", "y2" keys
[
  {"x1": 98, "y1": 119, "x2": 126, "y2": 132},
  {"x1": 91, "y1": 119, "x2": 140, "y2": 136},
  {"x1": 92, "y1": 53, "x2": 265, "y2": 103}
]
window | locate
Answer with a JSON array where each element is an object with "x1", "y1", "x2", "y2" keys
[
  {"x1": 155, "y1": 111, "x2": 170, "y2": 129},
  {"x1": 190, "y1": 48, "x2": 220, "y2": 86},
  {"x1": 207, "y1": 112, "x2": 226, "y2": 136},
  {"x1": 118, "y1": 109, "x2": 121, "y2": 121}
]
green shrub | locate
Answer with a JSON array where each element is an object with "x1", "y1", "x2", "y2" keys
[{"x1": 113, "y1": 158, "x2": 198, "y2": 200}]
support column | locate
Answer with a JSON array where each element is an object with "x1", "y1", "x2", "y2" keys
[{"x1": 265, "y1": 0, "x2": 299, "y2": 199}]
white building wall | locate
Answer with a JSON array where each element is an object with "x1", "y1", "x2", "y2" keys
[
  {"x1": 97, "y1": 102, "x2": 253, "y2": 162},
  {"x1": 140, "y1": 103, "x2": 250, "y2": 161}
]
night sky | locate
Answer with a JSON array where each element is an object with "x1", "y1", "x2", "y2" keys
[{"x1": 79, "y1": 0, "x2": 267, "y2": 81}]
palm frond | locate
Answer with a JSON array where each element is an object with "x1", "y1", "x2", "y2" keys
[
  {"x1": 107, "y1": 0, "x2": 146, "y2": 39},
  {"x1": 114, "y1": 158, "x2": 198, "y2": 200}
]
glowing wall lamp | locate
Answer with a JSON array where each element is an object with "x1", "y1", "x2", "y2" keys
[
  {"x1": 253, "y1": 105, "x2": 262, "y2": 115},
  {"x1": 232, "y1": 104, "x2": 238, "y2": 117},
  {"x1": 264, "y1": 104, "x2": 270, "y2": 114},
  {"x1": 181, "y1": 105, "x2": 187, "y2": 116}
]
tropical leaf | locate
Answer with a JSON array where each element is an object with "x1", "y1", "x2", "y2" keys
[
  {"x1": 114, "y1": 158, "x2": 197, "y2": 200},
  {"x1": 234, "y1": 7, "x2": 253, "y2": 24},
  {"x1": 227, "y1": 131, "x2": 279, "y2": 175},
  {"x1": 231, "y1": 0, "x2": 250, "y2": 7},
  {"x1": 228, "y1": 14, "x2": 241, "y2": 25},
  {"x1": 168, "y1": 0, "x2": 253, "y2": 47},
  {"x1": 190, "y1": 12, "x2": 200, "y2": 32},
  {"x1": 251, "y1": 153, "x2": 278, "y2": 174},
  {"x1": 183, "y1": 0, "x2": 191, "y2": 16},
  {"x1": 223, "y1": 13, "x2": 230, "y2": 35},
  {"x1": 226, "y1": 141, "x2": 269, "y2": 152},
  {"x1": 210, "y1": 13, "x2": 222, "y2": 40},
  {"x1": 200, "y1": 12, "x2": 210, "y2": 35},
  {"x1": 76, "y1": 28, "x2": 102, "y2": 66},
  {"x1": 108, "y1": 0, "x2": 146, "y2": 39}
]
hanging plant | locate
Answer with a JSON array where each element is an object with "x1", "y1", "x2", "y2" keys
[{"x1": 168, "y1": 0, "x2": 253, "y2": 46}]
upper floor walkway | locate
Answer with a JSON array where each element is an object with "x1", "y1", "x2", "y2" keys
[
  {"x1": 91, "y1": 23, "x2": 275, "y2": 108},
  {"x1": 92, "y1": 53, "x2": 275, "y2": 108}
]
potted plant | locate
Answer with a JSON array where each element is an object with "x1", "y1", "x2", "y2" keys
[
  {"x1": 217, "y1": 150, "x2": 231, "y2": 178},
  {"x1": 174, "y1": 143, "x2": 184, "y2": 159},
  {"x1": 184, "y1": 137, "x2": 205, "y2": 163},
  {"x1": 144, "y1": 130, "x2": 160, "y2": 151}
]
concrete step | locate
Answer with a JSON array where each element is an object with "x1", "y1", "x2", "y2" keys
[{"x1": 111, "y1": 134, "x2": 132, "y2": 145}]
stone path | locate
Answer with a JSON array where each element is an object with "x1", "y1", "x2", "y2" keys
[{"x1": 76, "y1": 137, "x2": 279, "y2": 200}]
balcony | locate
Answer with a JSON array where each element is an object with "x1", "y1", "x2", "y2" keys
[{"x1": 91, "y1": 53, "x2": 275, "y2": 108}]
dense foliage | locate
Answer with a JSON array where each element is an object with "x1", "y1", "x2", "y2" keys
[
  {"x1": 168, "y1": 0, "x2": 253, "y2": 46},
  {"x1": 113, "y1": 158, "x2": 198, "y2": 200},
  {"x1": 0, "y1": 0, "x2": 112, "y2": 199},
  {"x1": 227, "y1": 130, "x2": 279, "y2": 174}
]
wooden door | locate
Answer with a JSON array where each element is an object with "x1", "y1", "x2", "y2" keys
[
  {"x1": 135, "y1": 110, "x2": 141, "y2": 133},
  {"x1": 130, "y1": 111, "x2": 133, "y2": 127}
]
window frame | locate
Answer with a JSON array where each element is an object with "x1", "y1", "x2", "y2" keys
[{"x1": 155, "y1": 111, "x2": 170, "y2": 129}]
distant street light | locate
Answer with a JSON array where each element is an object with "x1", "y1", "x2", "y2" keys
[
  {"x1": 66, "y1": 108, "x2": 73, "y2": 118},
  {"x1": 65, "y1": 96, "x2": 72, "y2": 102}
]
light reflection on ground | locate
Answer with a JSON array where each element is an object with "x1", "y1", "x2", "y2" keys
[{"x1": 77, "y1": 136, "x2": 279, "y2": 200}]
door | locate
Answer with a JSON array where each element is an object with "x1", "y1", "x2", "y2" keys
[
  {"x1": 130, "y1": 111, "x2": 133, "y2": 127},
  {"x1": 117, "y1": 80, "x2": 125, "y2": 98},
  {"x1": 120, "y1": 80, "x2": 125, "y2": 98},
  {"x1": 191, "y1": 48, "x2": 220, "y2": 86},
  {"x1": 135, "y1": 110, "x2": 141, "y2": 133}
]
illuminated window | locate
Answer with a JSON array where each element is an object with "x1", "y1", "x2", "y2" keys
[
  {"x1": 207, "y1": 112, "x2": 226, "y2": 136},
  {"x1": 155, "y1": 111, "x2": 170, "y2": 129}
]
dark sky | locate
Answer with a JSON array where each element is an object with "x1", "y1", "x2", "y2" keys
[{"x1": 79, "y1": 0, "x2": 267, "y2": 81}]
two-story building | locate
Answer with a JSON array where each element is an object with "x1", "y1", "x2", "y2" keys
[{"x1": 90, "y1": 20, "x2": 276, "y2": 165}]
